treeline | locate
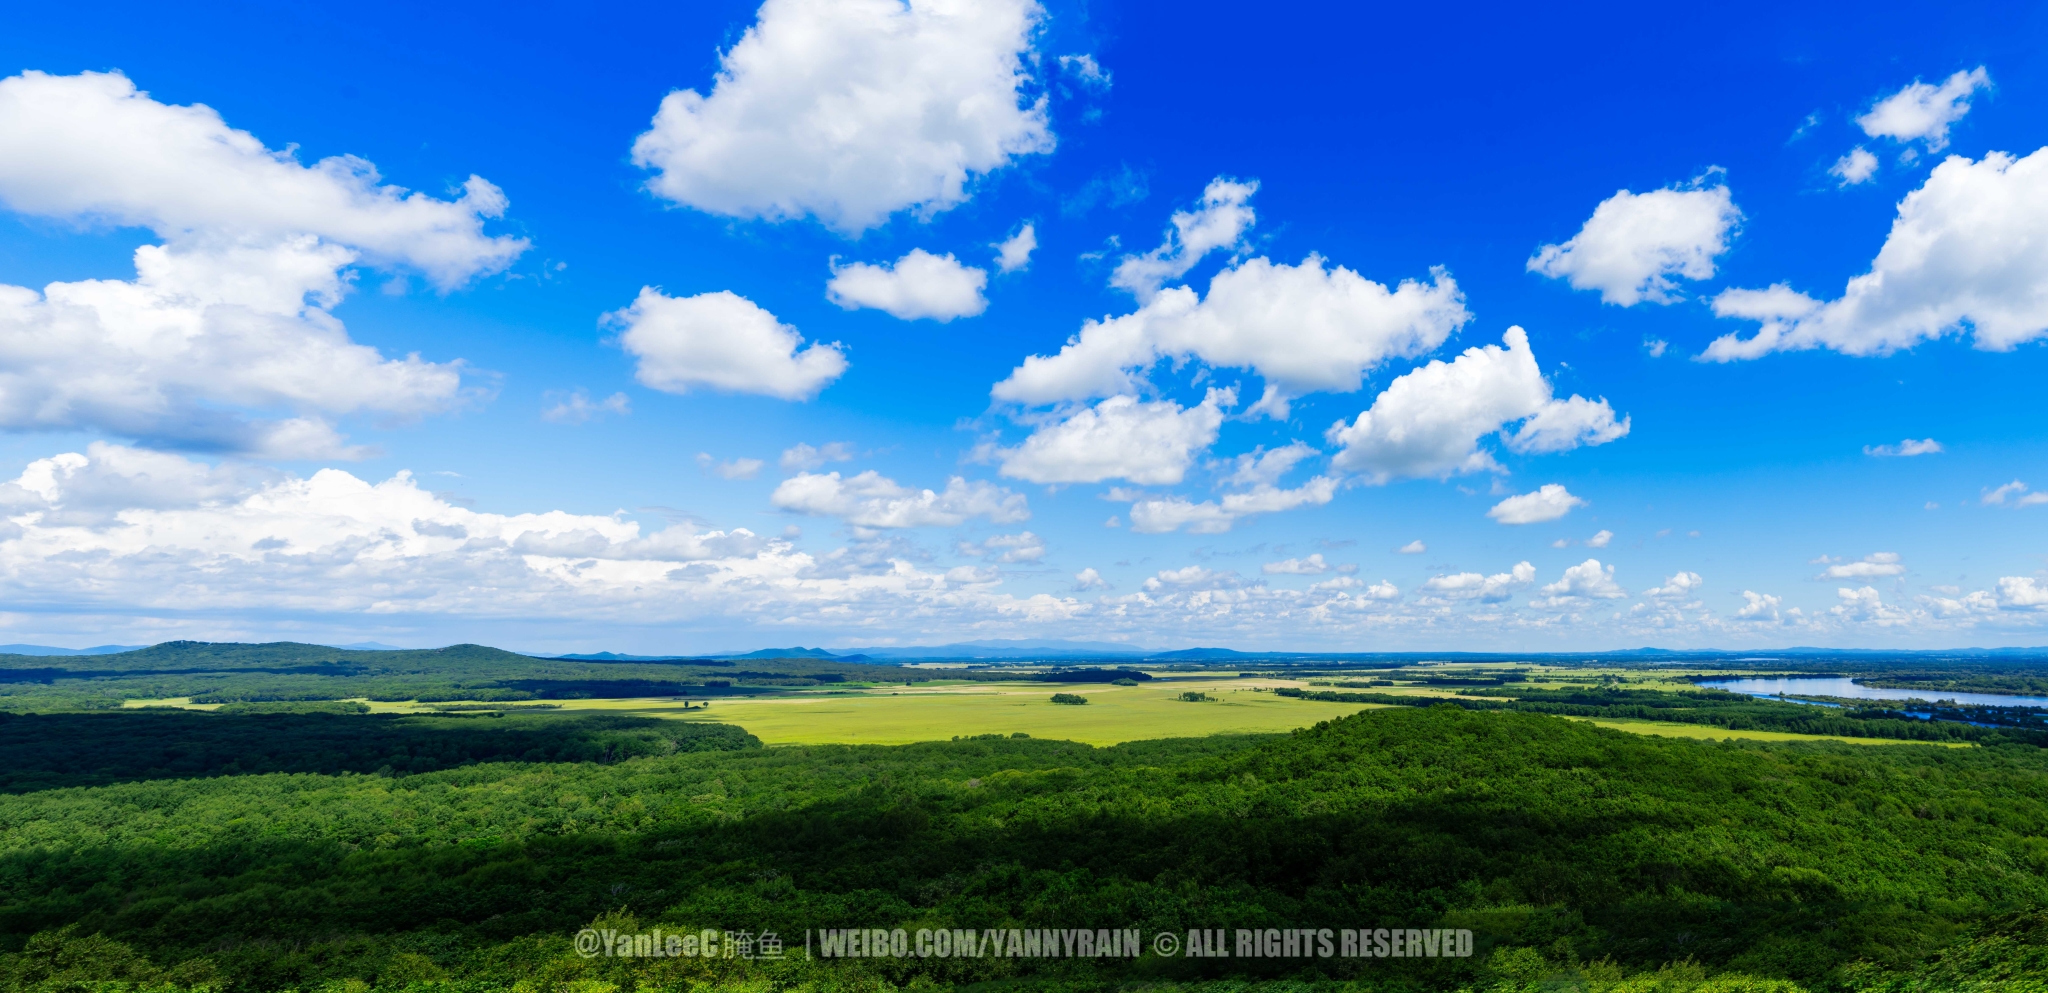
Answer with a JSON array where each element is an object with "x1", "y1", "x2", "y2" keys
[
  {"x1": 1272, "y1": 685, "x2": 2048, "y2": 745},
  {"x1": 0, "y1": 642, "x2": 1172, "y2": 712},
  {"x1": 1, "y1": 707, "x2": 2046, "y2": 991},
  {"x1": 0, "y1": 711, "x2": 758, "y2": 792}
]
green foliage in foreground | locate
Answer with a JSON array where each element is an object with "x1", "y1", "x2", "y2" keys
[
  {"x1": 0, "y1": 712, "x2": 758, "y2": 792},
  {"x1": 0, "y1": 707, "x2": 2046, "y2": 991},
  {"x1": 1274, "y1": 685, "x2": 2048, "y2": 745}
]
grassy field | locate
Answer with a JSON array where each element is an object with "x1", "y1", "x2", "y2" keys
[
  {"x1": 564, "y1": 678, "x2": 1384, "y2": 745},
  {"x1": 1567, "y1": 715, "x2": 1975, "y2": 746},
  {"x1": 119, "y1": 670, "x2": 1981, "y2": 748}
]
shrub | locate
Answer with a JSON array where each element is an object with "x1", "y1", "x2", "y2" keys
[
  {"x1": 1178, "y1": 691, "x2": 1211, "y2": 702},
  {"x1": 1049, "y1": 693, "x2": 1088, "y2": 705}
]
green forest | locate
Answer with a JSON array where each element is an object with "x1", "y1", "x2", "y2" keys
[{"x1": 3, "y1": 643, "x2": 2048, "y2": 992}]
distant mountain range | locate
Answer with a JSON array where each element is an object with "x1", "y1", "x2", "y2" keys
[{"x1": 0, "y1": 644, "x2": 146, "y2": 656}]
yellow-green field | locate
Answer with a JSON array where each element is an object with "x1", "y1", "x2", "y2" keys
[
  {"x1": 1566, "y1": 716, "x2": 1974, "y2": 747},
  {"x1": 117, "y1": 671, "x2": 1973, "y2": 749},
  {"x1": 533, "y1": 679, "x2": 1385, "y2": 746}
]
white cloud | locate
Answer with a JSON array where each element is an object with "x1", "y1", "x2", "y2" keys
[
  {"x1": 960, "y1": 530, "x2": 1045, "y2": 563},
  {"x1": 1263, "y1": 554, "x2": 1329, "y2": 575},
  {"x1": 780, "y1": 442, "x2": 855, "y2": 471},
  {"x1": 994, "y1": 255, "x2": 1469, "y2": 408},
  {"x1": 0, "y1": 71, "x2": 525, "y2": 287},
  {"x1": 1735, "y1": 590, "x2": 1783, "y2": 620},
  {"x1": 1056, "y1": 54, "x2": 1111, "y2": 90},
  {"x1": 1920, "y1": 589, "x2": 1999, "y2": 617},
  {"x1": 1396, "y1": 540, "x2": 1426, "y2": 554},
  {"x1": 1071, "y1": 567, "x2": 1110, "y2": 591},
  {"x1": 1644, "y1": 571, "x2": 1703, "y2": 599},
  {"x1": 1982, "y1": 480, "x2": 2048, "y2": 507},
  {"x1": 628, "y1": 0, "x2": 1052, "y2": 234},
  {"x1": 1532, "y1": 558, "x2": 1627, "y2": 607},
  {"x1": 1644, "y1": 337, "x2": 1669, "y2": 358},
  {"x1": 1327, "y1": 328, "x2": 1627, "y2": 481},
  {"x1": 543, "y1": 390, "x2": 630, "y2": 424},
  {"x1": 1821, "y1": 552, "x2": 1906, "y2": 579},
  {"x1": 1126, "y1": 475, "x2": 1338, "y2": 535},
  {"x1": 1487, "y1": 483, "x2": 1586, "y2": 525},
  {"x1": 697, "y1": 454, "x2": 765, "y2": 480},
  {"x1": 1999, "y1": 576, "x2": 2048, "y2": 608},
  {"x1": 1864, "y1": 438, "x2": 1942, "y2": 457},
  {"x1": 0, "y1": 72, "x2": 533, "y2": 456},
  {"x1": 610, "y1": 288, "x2": 846, "y2": 400},
  {"x1": 997, "y1": 389, "x2": 1230, "y2": 485},
  {"x1": 1110, "y1": 177, "x2": 1258, "y2": 301},
  {"x1": 1831, "y1": 147, "x2": 1880, "y2": 186},
  {"x1": 827, "y1": 249, "x2": 988, "y2": 321},
  {"x1": 1857, "y1": 68, "x2": 1991, "y2": 152},
  {"x1": 1221, "y1": 442, "x2": 1317, "y2": 488},
  {"x1": 1704, "y1": 148, "x2": 2048, "y2": 359},
  {"x1": 1422, "y1": 561, "x2": 1535, "y2": 602},
  {"x1": 1143, "y1": 565, "x2": 1246, "y2": 592},
  {"x1": 1585, "y1": 529, "x2": 1613, "y2": 548},
  {"x1": 1832, "y1": 586, "x2": 1912, "y2": 626},
  {"x1": 1311, "y1": 576, "x2": 1398, "y2": 598},
  {"x1": 993, "y1": 224, "x2": 1036, "y2": 273},
  {"x1": 771, "y1": 470, "x2": 1027, "y2": 528},
  {"x1": 1528, "y1": 177, "x2": 1740, "y2": 305}
]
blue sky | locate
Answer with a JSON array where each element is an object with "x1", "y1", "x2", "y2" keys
[{"x1": 0, "y1": 0, "x2": 2043, "y2": 652}]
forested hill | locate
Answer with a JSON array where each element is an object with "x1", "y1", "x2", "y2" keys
[
  {"x1": 0, "y1": 641, "x2": 533, "y2": 674},
  {"x1": 0, "y1": 706, "x2": 2045, "y2": 990}
]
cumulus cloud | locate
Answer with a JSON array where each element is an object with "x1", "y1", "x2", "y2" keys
[
  {"x1": 1528, "y1": 176, "x2": 1740, "y2": 305},
  {"x1": 1126, "y1": 475, "x2": 1338, "y2": 535},
  {"x1": 1262, "y1": 554, "x2": 1329, "y2": 575},
  {"x1": 628, "y1": 0, "x2": 1052, "y2": 234},
  {"x1": 0, "y1": 71, "x2": 530, "y2": 455},
  {"x1": 1832, "y1": 147, "x2": 1879, "y2": 186},
  {"x1": 1532, "y1": 558, "x2": 1627, "y2": 607},
  {"x1": 1071, "y1": 567, "x2": 1110, "y2": 591},
  {"x1": 1585, "y1": 529, "x2": 1614, "y2": 548},
  {"x1": 0, "y1": 71, "x2": 525, "y2": 287},
  {"x1": 1487, "y1": 483, "x2": 1586, "y2": 525},
  {"x1": 1422, "y1": 561, "x2": 1535, "y2": 602},
  {"x1": 1396, "y1": 540, "x2": 1426, "y2": 554},
  {"x1": 2000, "y1": 576, "x2": 2048, "y2": 608},
  {"x1": 1832, "y1": 586, "x2": 1912, "y2": 626},
  {"x1": 1312, "y1": 576, "x2": 1398, "y2": 598},
  {"x1": 1857, "y1": 68, "x2": 1991, "y2": 152},
  {"x1": 997, "y1": 389, "x2": 1230, "y2": 485},
  {"x1": 1864, "y1": 438, "x2": 1942, "y2": 457},
  {"x1": 1821, "y1": 552, "x2": 1906, "y2": 579},
  {"x1": 1982, "y1": 480, "x2": 2048, "y2": 507},
  {"x1": 543, "y1": 390, "x2": 630, "y2": 424},
  {"x1": 1221, "y1": 443, "x2": 1318, "y2": 488},
  {"x1": 994, "y1": 255, "x2": 1469, "y2": 409},
  {"x1": 1704, "y1": 148, "x2": 2048, "y2": 359},
  {"x1": 827, "y1": 249, "x2": 987, "y2": 321},
  {"x1": 780, "y1": 442, "x2": 855, "y2": 471},
  {"x1": 1735, "y1": 590, "x2": 1783, "y2": 621},
  {"x1": 1110, "y1": 177, "x2": 1258, "y2": 301},
  {"x1": 697, "y1": 454, "x2": 765, "y2": 480},
  {"x1": 1326, "y1": 328, "x2": 1627, "y2": 481},
  {"x1": 610, "y1": 288, "x2": 846, "y2": 400},
  {"x1": 771, "y1": 470, "x2": 1028, "y2": 528},
  {"x1": 1643, "y1": 571, "x2": 1704, "y2": 600},
  {"x1": 993, "y1": 224, "x2": 1036, "y2": 273},
  {"x1": 1143, "y1": 565, "x2": 1246, "y2": 592},
  {"x1": 955, "y1": 530, "x2": 1046, "y2": 564},
  {"x1": 1919, "y1": 589, "x2": 1999, "y2": 617}
]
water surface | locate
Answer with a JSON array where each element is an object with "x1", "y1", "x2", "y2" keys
[{"x1": 1702, "y1": 676, "x2": 2048, "y2": 710}]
